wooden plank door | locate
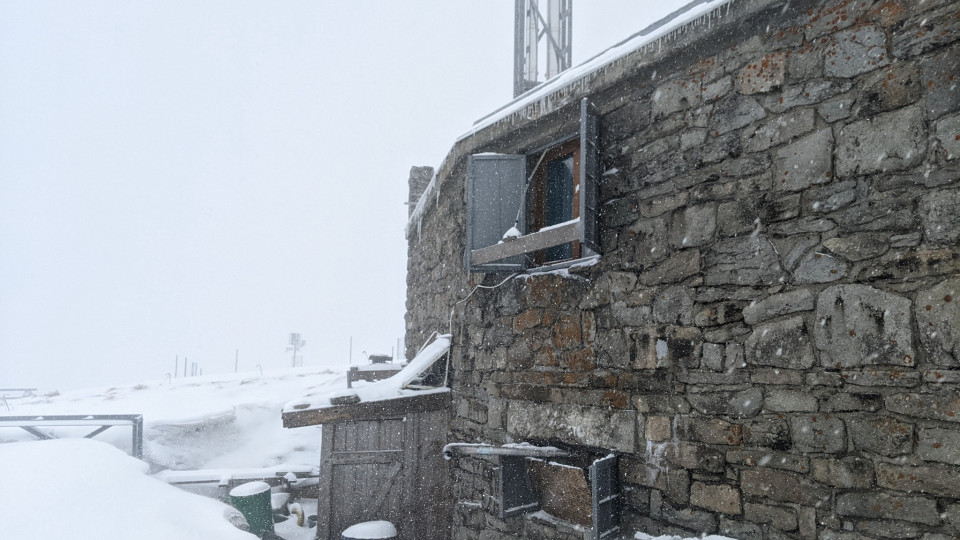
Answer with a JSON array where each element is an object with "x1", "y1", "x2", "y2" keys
[{"x1": 316, "y1": 418, "x2": 405, "y2": 539}]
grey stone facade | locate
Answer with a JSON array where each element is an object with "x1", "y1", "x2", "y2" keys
[{"x1": 405, "y1": 0, "x2": 960, "y2": 538}]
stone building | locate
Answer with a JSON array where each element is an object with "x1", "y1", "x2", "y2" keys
[{"x1": 405, "y1": 0, "x2": 960, "y2": 538}]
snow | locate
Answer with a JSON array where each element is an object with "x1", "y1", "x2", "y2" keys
[
  {"x1": 341, "y1": 520, "x2": 398, "y2": 539},
  {"x1": 0, "y1": 438, "x2": 255, "y2": 540},
  {"x1": 634, "y1": 535, "x2": 736, "y2": 540},
  {"x1": 283, "y1": 334, "x2": 451, "y2": 413},
  {"x1": 229, "y1": 480, "x2": 271, "y2": 497},
  {"x1": 3, "y1": 364, "x2": 348, "y2": 471},
  {"x1": 460, "y1": 0, "x2": 734, "y2": 139}
]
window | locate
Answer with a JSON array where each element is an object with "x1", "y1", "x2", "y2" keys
[
  {"x1": 465, "y1": 98, "x2": 601, "y2": 272},
  {"x1": 498, "y1": 450, "x2": 620, "y2": 540}
]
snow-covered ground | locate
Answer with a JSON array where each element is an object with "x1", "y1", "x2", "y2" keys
[
  {"x1": 0, "y1": 363, "x2": 734, "y2": 539},
  {"x1": 1, "y1": 364, "x2": 350, "y2": 470}
]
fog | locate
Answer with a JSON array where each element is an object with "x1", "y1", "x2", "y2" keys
[{"x1": 1, "y1": 1, "x2": 691, "y2": 391}]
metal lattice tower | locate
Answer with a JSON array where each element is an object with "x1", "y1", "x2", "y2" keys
[{"x1": 514, "y1": 0, "x2": 572, "y2": 98}]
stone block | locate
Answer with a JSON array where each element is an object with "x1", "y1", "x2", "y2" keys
[
  {"x1": 743, "y1": 502, "x2": 796, "y2": 531},
  {"x1": 633, "y1": 326, "x2": 702, "y2": 370},
  {"x1": 669, "y1": 203, "x2": 717, "y2": 249},
  {"x1": 704, "y1": 236, "x2": 783, "y2": 286},
  {"x1": 814, "y1": 284, "x2": 915, "y2": 369},
  {"x1": 917, "y1": 427, "x2": 960, "y2": 465},
  {"x1": 681, "y1": 417, "x2": 743, "y2": 446},
  {"x1": 885, "y1": 393, "x2": 960, "y2": 423},
  {"x1": 822, "y1": 392, "x2": 883, "y2": 412},
  {"x1": 774, "y1": 128, "x2": 833, "y2": 192},
  {"x1": 688, "y1": 387, "x2": 763, "y2": 419},
  {"x1": 742, "y1": 288, "x2": 816, "y2": 325},
  {"x1": 836, "y1": 492, "x2": 939, "y2": 525},
  {"x1": 806, "y1": 179, "x2": 859, "y2": 215},
  {"x1": 740, "y1": 468, "x2": 829, "y2": 506},
  {"x1": 751, "y1": 368, "x2": 805, "y2": 385},
  {"x1": 653, "y1": 286, "x2": 694, "y2": 326},
  {"x1": 811, "y1": 456, "x2": 874, "y2": 489},
  {"x1": 895, "y1": 6, "x2": 960, "y2": 58},
  {"x1": 921, "y1": 47, "x2": 960, "y2": 119},
  {"x1": 717, "y1": 199, "x2": 756, "y2": 237},
  {"x1": 790, "y1": 414, "x2": 846, "y2": 453},
  {"x1": 691, "y1": 482, "x2": 741, "y2": 515},
  {"x1": 826, "y1": 26, "x2": 890, "y2": 78},
  {"x1": 726, "y1": 449, "x2": 808, "y2": 473},
  {"x1": 793, "y1": 250, "x2": 848, "y2": 283},
  {"x1": 720, "y1": 518, "x2": 763, "y2": 540},
  {"x1": 877, "y1": 462, "x2": 960, "y2": 498},
  {"x1": 742, "y1": 108, "x2": 815, "y2": 153},
  {"x1": 920, "y1": 189, "x2": 960, "y2": 246},
  {"x1": 819, "y1": 97, "x2": 853, "y2": 122},
  {"x1": 743, "y1": 417, "x2": 791, "y2": 451},
  {"x1": 765, "y1": 389, "x2": 818, "y2": 412},
  {"x1": 858, "y1": 62, "x2": 923, "y2": 116},
  {"x1": 823, "y1": 233, "x2": 890, "y2": 262},
  {"x1": 505, "y1": 400, "x2": 636, "y2": 452},
  {"x1": 660, "y1": 501, "x2": 718, "y2": 533},
  {"x1": 637, "y1": 249, "x2": 700, "y2": 287},
  {"x1": 711, "y1": 94, "x2": 766, "y2": 135},
  {"x1": 667, "y1": 442, "x2": 725, "y2": 473},
  {"x1": 841, "y1": 367, "x2": 920, "y2": 387},
  {"x1": 924, "y1": 369, "x2": 960, "y2": 383},
  {"x1": 848, "y1": 415, "x2": 914, "y2": 456},
  {"x1": 937, "y1": 113, "x2": 960, "y2": 160},
  {"x1": 702, "y1": 342, "x2": 724, "y2": 371},
  {"x1": 801, "y1": 0, "x2": 863, "y2": 40},
  {"x1": 646, "y1": 415, "x2": 672, "y2": 443},
  {"x1": 737, "y1": 51, "x2": 787, "y2": 95},
  {"x1": 745, "y1": 316, "x2": 816, "y2": 370},
  {"x1": 836, "y1": 104, "x2": 926, "y2": 178},
  {"x1": 765, "y1": 80, "x2": 851, "y2": 113},
  {"x1": 653, "y1": 77, "x2": 703, "y2": 119}
]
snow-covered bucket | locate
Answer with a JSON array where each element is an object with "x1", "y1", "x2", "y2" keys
[
  {"x1": 341, "y1": 520, "x2": 398, "y2": 540},
  {"x1": 229, "y1": 481, "x2": 274, "y2": 537}
]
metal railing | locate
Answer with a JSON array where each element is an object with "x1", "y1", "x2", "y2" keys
[{"x1": 0, "y1": 414, "x2": 144, "y2": 459}]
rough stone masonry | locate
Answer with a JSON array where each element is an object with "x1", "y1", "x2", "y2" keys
[{"x1": 405, "y1": 0, "x2": 960, "y2": 538}]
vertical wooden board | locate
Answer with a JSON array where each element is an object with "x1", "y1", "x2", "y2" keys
[{"x1": 317, "y1": 426, "x2": 335, "y2": 540}]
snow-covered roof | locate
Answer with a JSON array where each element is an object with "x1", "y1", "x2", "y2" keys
[
  {"x1": 282, "y1": 334, "x2": 451, "y2": 418},
  {"x1": 407, "y1": 0, "x2": 736, "y2": 238},
  {"x1": 460, "y1": 0, "x2": 734, "y2": 140}
]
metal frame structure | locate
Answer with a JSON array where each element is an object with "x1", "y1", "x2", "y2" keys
[
  {"x1": 0, "y1": 414, "x2": 144, "y2": 459},
  {"x1": 514, "y1": 0, "x2": 573, "y2": 97}
]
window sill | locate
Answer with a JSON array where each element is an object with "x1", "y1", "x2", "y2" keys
[{"x1": 470, "y1": 218, "x2": 580, "y2": 266}]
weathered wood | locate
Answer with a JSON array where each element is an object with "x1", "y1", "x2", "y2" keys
[
  {"x1": 311, "y1": 402, "x2": 451, "y2": 540},
  {"x1": 282, "y1": 391, "x2": 450, "y2": 427},
  {"x1": 470, "y1": 218, "x2": 579, "y2": 265}
]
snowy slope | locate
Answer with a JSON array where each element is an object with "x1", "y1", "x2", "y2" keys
[{"x1": 1, "y1": 364, "x2": 352, "y2": 471}]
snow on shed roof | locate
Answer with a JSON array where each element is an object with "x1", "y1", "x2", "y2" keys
[{"x1": 282, "y1": 334, "x2": 451, "y2": 423}]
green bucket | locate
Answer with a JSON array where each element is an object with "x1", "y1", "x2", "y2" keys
[{"x1": 229, "y1": 481, "x2": 274, "y2": 537}]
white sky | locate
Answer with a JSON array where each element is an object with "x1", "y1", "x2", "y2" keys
[{"x1": 1, "y1": 1, "x2": 692, "y2": 392}]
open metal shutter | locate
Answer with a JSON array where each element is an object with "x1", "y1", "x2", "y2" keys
[
  {"x1": 589, "y1": 454, "x2": 620, "y2": 540},
  {"x1": 465, "y1": 153, "x2": 526, "y2": 272},
  {"x1": 499, "y1": 456, "x2": 540, "y2": 519},
  {"x1": 579, "y1": 97, "x2": 601, "y2": 255}
]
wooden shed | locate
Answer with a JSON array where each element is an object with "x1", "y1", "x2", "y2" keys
[{"x1": 282, "y1": 336, "x2": 453, "y2": 540}]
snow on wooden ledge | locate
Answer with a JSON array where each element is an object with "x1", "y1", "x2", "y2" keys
[{"x1": 281, "y1": 335, "x2": 452, "y2": 427}]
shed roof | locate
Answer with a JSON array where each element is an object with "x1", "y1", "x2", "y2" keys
[{"x1": 282, "y1": 335, "x2": 451, "y2": 427}]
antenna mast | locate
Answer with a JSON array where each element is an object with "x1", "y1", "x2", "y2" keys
[{"x1": 513, "y1": 0, "x2": 572, "y2": 98}]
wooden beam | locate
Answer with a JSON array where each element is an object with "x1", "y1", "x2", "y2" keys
[
  {"x1": 282, "y1": 391, "x2": 450, "y2": 428},
  {"x1": 471, "y1": 219, "x2": 579, "y2": 266}
]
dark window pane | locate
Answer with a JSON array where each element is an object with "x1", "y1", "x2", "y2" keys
[{"x1": 544, "y1": 154, "x2": 574, "y2": 261}]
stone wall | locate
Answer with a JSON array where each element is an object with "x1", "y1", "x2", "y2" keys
[{"x1": 406, "y1": 0, "x2": 960, "y2": 538}]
